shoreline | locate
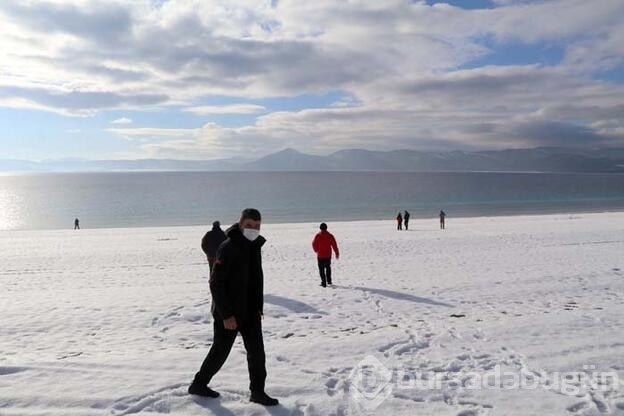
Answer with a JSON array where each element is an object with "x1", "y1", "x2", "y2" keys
[{"x1": 3, "y1": 208, "x2": 624, "y2": 233}]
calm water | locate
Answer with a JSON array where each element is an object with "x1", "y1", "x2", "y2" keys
[{"x1": 1, "y1": 171, "x2": 624, "y2": 231}]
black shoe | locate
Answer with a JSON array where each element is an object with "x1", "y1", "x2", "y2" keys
[
  {"x1": 250, "y1": 391, "x2": 279, "y2": 406},
  {"x1": 320, "y1": 283, "x2": 327, "y2": 287},
  {"x1": 188, "y1": 383, "x2": 220, "y2": 398}
]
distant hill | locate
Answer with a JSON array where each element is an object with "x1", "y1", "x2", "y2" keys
[
  {"x1": 3, "y1": 147, "x2": 624, "y2": 173},
  {"x1": 242, "y1": 147, "x2": 624, "y2": 173}
]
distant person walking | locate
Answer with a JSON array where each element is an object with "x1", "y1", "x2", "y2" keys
[
  {"x1": 439, "y1": 210, "x2": 446, "y2": 230},
  {"x1": 74, "y1": 218, "x2": 80, "y2": 230},
  {"x1": 404, "y1": 211, "x2": 410, "y2": 230},
  {"x1": 189, "y1": 208, "x2": 279, "y2": 406},
  {"x1": 201, "y1": 221, "x2": 227, "y2": 272},
  {"x1": 396, "y1": 212, "x2": 403, "y2": 230},
  {"x1": 312, "y1": 223, "x2": 340, "y2": 287}
]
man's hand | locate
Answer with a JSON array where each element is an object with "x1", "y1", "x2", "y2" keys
[{"x1": 224, "y1": 316, "x2": 238, "y2": 330}]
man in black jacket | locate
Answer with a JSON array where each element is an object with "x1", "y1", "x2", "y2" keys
[
  {"x1": 201, "y1": 221, "x2": 226, "y2": 272},
  {"x1": 189, "y1": 208, "x2": 279, "y2": 406}
]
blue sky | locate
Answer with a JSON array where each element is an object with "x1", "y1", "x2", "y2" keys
[{"x1": 0, "y1": 0, "x2": 623, "y2": 161}]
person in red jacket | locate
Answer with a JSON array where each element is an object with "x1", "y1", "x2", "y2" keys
[{"x1": 312, "y1": 222, "x2": 340, "y2": 287}]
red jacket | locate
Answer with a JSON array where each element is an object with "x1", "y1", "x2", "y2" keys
[{"x1": 312, "y1": 230, "x2": 339, "y2": 259}]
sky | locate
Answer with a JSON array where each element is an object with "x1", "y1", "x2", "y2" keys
[{"x1": 0, "y1": 0, "x2": 623, "y2": 161}]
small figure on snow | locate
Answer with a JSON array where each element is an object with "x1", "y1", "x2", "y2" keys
[
  {"x1": 201, "y1": 221, "x2": 226, "y2": 272},
  {"x1": 312, "y1": 222, "x2": 340, "y2": 287}
]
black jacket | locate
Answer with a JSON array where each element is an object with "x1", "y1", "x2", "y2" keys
[
  {"x1": 209, "y1": 223, "x2": 265, "y2": 324},
  {"x1": 201, "y1": 226, "x2": 227, "y2": 258}
]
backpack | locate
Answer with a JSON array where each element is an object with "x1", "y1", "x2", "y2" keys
[{"x1": 201, "y1": 232, "x2": 211, "y2": 256}]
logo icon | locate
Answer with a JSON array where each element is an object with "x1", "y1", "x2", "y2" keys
[{"x1": 348, "y1": 355, "x2": 393, "y2": 411}]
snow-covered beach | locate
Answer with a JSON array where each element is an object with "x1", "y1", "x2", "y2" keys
[{"x1": 2, "y1": 212, "x2": 624, "y2": 416}]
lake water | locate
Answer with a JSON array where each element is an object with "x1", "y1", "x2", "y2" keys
[{"x1": 1, "y1": 171, "x2": 624, "y2": 231}]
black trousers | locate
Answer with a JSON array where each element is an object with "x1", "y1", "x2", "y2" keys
[
  {"x1": 318, "y1": 258, "x2": 332, "y2": 285},
  {"x1": 193, "y1": 314, "x2": 267, "y2": 392}
]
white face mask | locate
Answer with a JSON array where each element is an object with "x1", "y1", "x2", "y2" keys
[{"x1": 242, "y1": 228, "x2": 260, "y2": 241}]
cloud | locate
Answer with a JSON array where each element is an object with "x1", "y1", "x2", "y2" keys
[
  {"x1": 484, "y1": 0, "x2": 624, "y2": 43},
  {"x1": 0, "y1": 1, "x2": 133, "y2": 46},
  {"x1": 0, "y1": 84, "x2": 168, "y2": 116},
  {"x1": 562, "y1": 23, "x2": 624, "y2": 73},
  {"x1": 110, "y1": 117, "x2": 133, "y2": 124},
  {"x1": 1, "y1": 0, "x2": 623, "y2": 155},
  {"x1": 504, "y1": 120, "x2": 613, "y2": 147},
  {"x1": 0, "y1": 0, "x2": 495, "y2": 109},
  {"x1": 183, "y1": 104, "x2": 266, "y2": 115},
  {"x1": 120, "y1": 64, "x2": 624, "y2": 158},
  {"x1": 106, "y1": 126, "x2": 197, "y2": 138}
]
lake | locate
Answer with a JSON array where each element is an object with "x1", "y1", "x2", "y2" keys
[{"x1": 1, "y1": 171, "x2": 624, "y2": 231}]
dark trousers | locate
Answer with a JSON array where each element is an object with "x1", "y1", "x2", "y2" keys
[
  {"x1": 318, "y1": 258, "x2": 332, "y2": 286},
  {"x1": 440, "y1": 220, "x2": 445, "y2": 229},
  {"x1": 404, "y1": 220, "x2": 409, "y2": 230},
  {"x1": 193, "y1": 315, "x2": 267, "y2": 392},
  {"x1": 397, "y1": 221, "x2": 402, "y2": 230}
]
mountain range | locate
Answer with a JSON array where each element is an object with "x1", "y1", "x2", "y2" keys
[{"x1": 3, "y1": 147, "x2": 624, "y2": 173}]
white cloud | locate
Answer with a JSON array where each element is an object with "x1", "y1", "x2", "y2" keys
[
  {"x1": 106, "y1": 125, "x2": 200, "y2": 143},
  {"x1": 106, "y1": 126, "x2": 198, "y2": 138},
  {"x1": 484, "y1": 0, "x2": 623, "y2": 43},
  {"x1": 330, "y1": 95, "x2": 362, "y2": 108},
  {"x1": 122, "y1": 65, "x2": 624, "y2": 158},
  {"x1": 1, "y1": 0, "x2": 623, "y2": 155},
  {"x1": 110, "y1": 117, "x2": 133, "y2": 124},
  {"x1": 183, "y1": 104, "x2": 266, "y2": 115}
]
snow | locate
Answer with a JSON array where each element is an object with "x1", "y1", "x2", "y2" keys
[{"x1": 1, "y1": 212, "x2": 624, "y2": 415}]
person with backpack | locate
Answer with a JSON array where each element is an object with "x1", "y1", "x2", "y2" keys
[
  {"x1": 201, "y1": 221, "x2": 227, "y2": 272},
  {"x1": 396, "y1": 212, "x2": 403, "y2": 230},
  {"x1": 312, "y1": 222, "x2": 340, "y2": 287}
]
